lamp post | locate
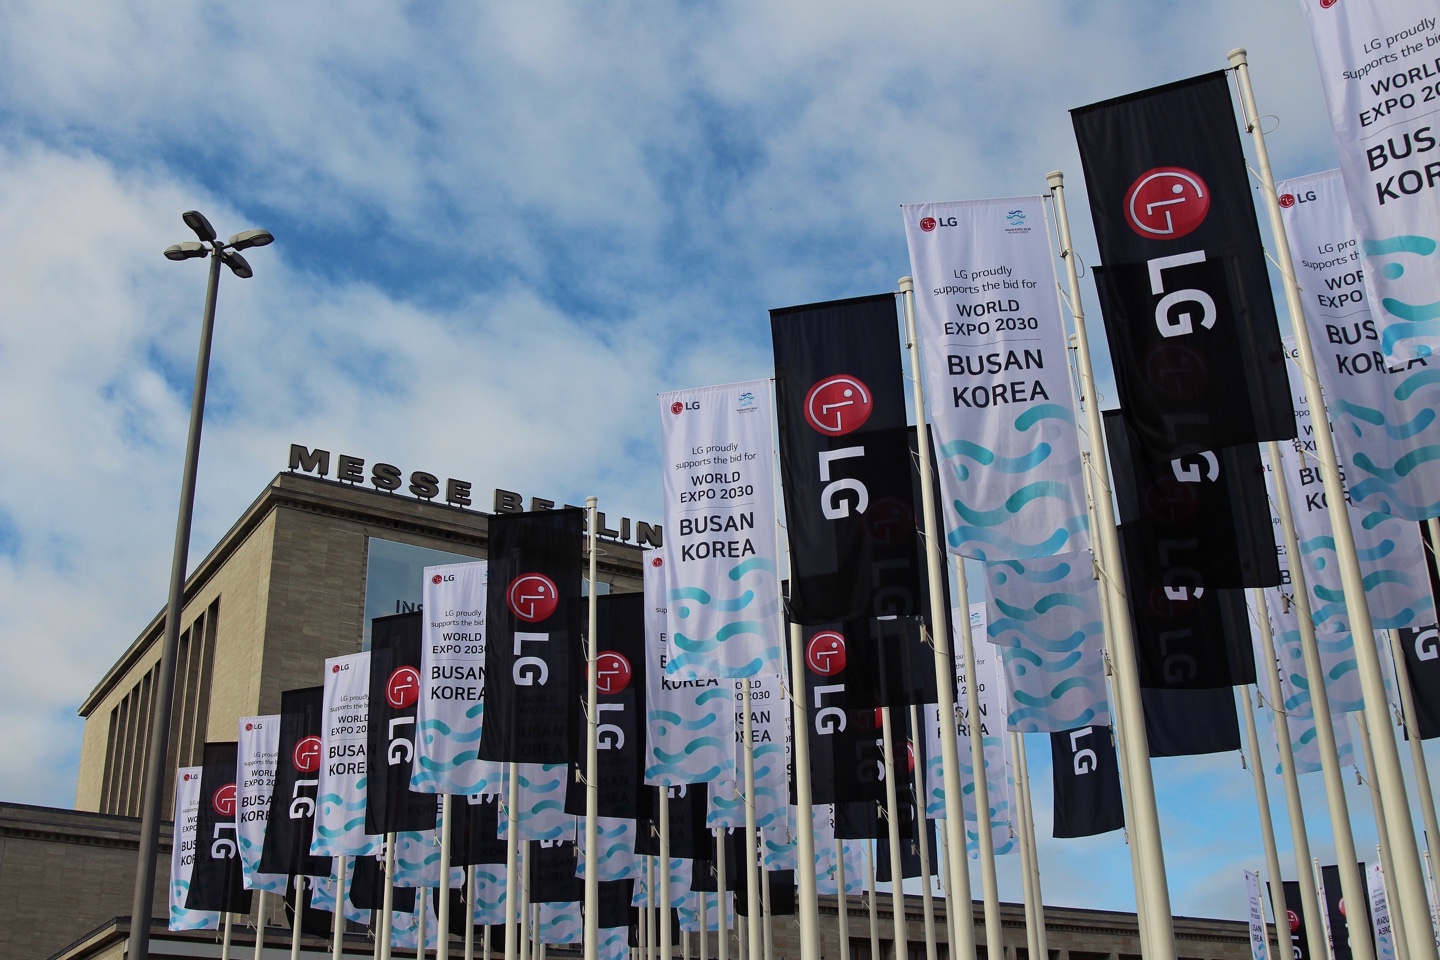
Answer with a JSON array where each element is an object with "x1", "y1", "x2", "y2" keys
[{"x1": 127, "y1": 211, "x2": 272, "y2": 960}]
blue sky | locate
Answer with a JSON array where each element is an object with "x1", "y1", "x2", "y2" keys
[{"x1": 0, "y1": 0, "x2": 1434, "y2": 926}]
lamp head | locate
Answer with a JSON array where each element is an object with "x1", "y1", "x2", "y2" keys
[
  {"x1": 226, "y1": 228, "x2": 274, "y2": 251},
  {"x1": 182, "y1": 210, "x2": 217, "y2": 243},
  {"x1": 164, "y1": 241, "x2": 209, "y2": 261},
  {"x1": 221, "y1": 249, "x2": 253, "y2": 279}
]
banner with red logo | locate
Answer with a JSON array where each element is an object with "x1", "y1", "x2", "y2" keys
[
  {"x1": 236, "y1": 715, "x2": 287, "y2": 892},
  {"x1": 1300, "y1": 1, "x2": 1440, "y2": 364},
  {"x1": 186, "y1": 741, "x2": 253, "y2": 913},
  {"x1": 769, "y1": 294, "x2": 921, "y2": 624},
  {"x1": 1072, "y1": 72, "x2": 1295, "y2": 459},
  {"x1": 260, "y1": 686, "x2": 333, "y2": 877},
  {"x1": 479, "y1": 508, "x2": 584, "y2": 764},
  {"x1": 1397, "y1": 626, "x2": 1440, "y2": 739},
  {"x1": 415, "y1": 560, "x2": 501, "y2": 795},
  {"x1": 789, "y1": 621, "x2": 885, "y2": 805},
  {"x1": 1277, "y1": 168, "x2": 1440, "y2": 520},
  {"x1": 657, "y1": 380, "x2": 784, "y2": 677},
  {"x1": 565, "y1": 592, "x2": 646, "y2": 818},
  {"x1": 642, "y1": 546, "x2": 735, "y2": 787},
  {"x1": 901, "y1": 194, "x2": 1090, "y2": 561},
  {"x1": 1050, "y1": 725, "x2": 1124, "y2": 838},
  {"x1": 1245, "y1": 869, "x2": 1269, "y2": 960},
  {"x1": 313, "y1": 651, "x2": 376, "y2": 857},
  {"x1": 366, "y1": 613, "x2": 439, "y2": 835},
  {"x1": 170, "y1": 766, "x2": 221, "y2": 931}
]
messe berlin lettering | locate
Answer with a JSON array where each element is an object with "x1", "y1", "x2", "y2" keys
[{"x1": 287, "y1": 443, "x2": 663, "y2": 546}]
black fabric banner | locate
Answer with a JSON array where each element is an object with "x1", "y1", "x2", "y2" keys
[
  {"x1": 771, "y1": 294, "x2": 919, "y2": 625},
  {"x1": 789, "y1": 622, "x2": 885, "y2": 806},
  {"x1": 843, "y1": 615, "x2": 940, "y2": 709},
  {"x1": 480, "y1": 509, "x2": 584, "y2": 764},
  {"x1": 735, "y1": 869, "x2": 797, "y2": 916},
  {"x1": 1050, "y1": 725, "x2": 1125, "y2": 838},
  {"x1": 833, "y1": 800, "x2": 884, "y2": 840},
  {"x1": 448, "y1": 793, "x2": 508, "y2": 867},
  {"x1": 1141, "y1": 686, "x2": 1240, "y2": 756},
  {"x1": 875, "y1": 819, "x2": 936, "y2": 882},
  {"x1": 634, "y1": 784, "x2": 709, "y2": 858},
  {"x1": 366, "y1": 612, "x2": 438, "y2": 835},
  {"x1": 1283, "y1": 880, "x2": 1315, "y2": 960},
  {"x1": 691, "y1": 829, "x2": 739, "y2": 892},
  {"x1": 260, "y1": 686, "x2": 332, "y2": 877},
  {"x1": 1398, "y1": 625, "x2": 1440, "y2": 739},
  {"x1": 531, "y1": 840, "x2": 583, "y2": 903},
  {"x1": 1072, "y1": 72, "x2": 1294, "y2": 459},
  {"x1": 1321, "y1": 863, "x2": 1374, "y2": 960},
  {"x1": 350, "y1": 853, "x2": 416, "y2": 913},
  {"x1": 284, "y1": 875, "x2": 334, "y2": 938},
  {"x1": 186, "y1": 741, "x2": 253, "y2": 913},
  {"x1": 566, "y1": 592, "x2": 646, "y2": 818},
  {"x1": 595, "y1": 880, "x2": 635, "y2": 929}
]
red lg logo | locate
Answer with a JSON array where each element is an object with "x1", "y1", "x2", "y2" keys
[
  {"x1": 293, "y1": 736, "x2": 322, "y2": 773},
  {"x1": 508, "y1": 574, "x2": 559, "y2": 623},
  {"x1": 804, "y1": 376, "x2": 873, "y2": 436},
  {"x1": 806, "y1": 631, "x2": 847, "y2": 676},
  {"x1": 1320, "y1": 0, "x2": 1338, "y2": 8},
  {"x1": 212, "y1": 783, "x2": 237, "y2": 817},
  {"x1": 1278, "y1": 194, "x2": 1296, "y2": 208},
  {"x1": 670, "y1": 401, "x2": 684, "y2": 415},
  {"x1": 1288, "y1": 910, "x2": 1300, "y2": 933},
  {"x1": 432, "y1": 573, "x2": 444, "y2": 584},
  {"x1": 651, "y1": 556, "x2": 663, "y2": 568},
  {"x1": 920, "y1": 217, "x2": 938, "y2": 232},
  {"x1": 594, "y1": 651, "x2": 633, "y2": 694},
  {"x1": 386, "y1": 666, "x2": 421, "y2": 709},
  {"x1": 1123, "y1": 167, "x2": 1210, "y2": 239}
]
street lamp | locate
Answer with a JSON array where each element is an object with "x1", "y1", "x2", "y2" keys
[{"x1": 128, "y1": 211, "x2": 272, "y2": 960}]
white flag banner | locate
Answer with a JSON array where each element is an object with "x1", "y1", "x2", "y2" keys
[
  {"x1": 498, "y1": 763, "x2": 575, "y2": 842},
  {"x1": 679, "y1": 896, "x2": 723, "y2": 932},
  {"x1": 1245, "y1": 869, "x2": 1269, "y2": 960},
  {"x1": 539, "y1": 901, "x2": 583, "y2": 944},
  {"x1": 1277, "y1": 168, "x2": 1440, "y2": 520},
  {"x1": 306, "y1": 857, "x2": 370, "y2": 924},
  {"x1": 763, "y1": 823, "x2": 798, "y2": 871},
  {"x1": 314, "y1": 651, "x2": 377, "y2": 857},
  {"x1": 169, "y1": 766, "x2": 220, "y2": 932},
  {"x1": 657, "y1": 380, "x2": 783, "y2": 677},
  {"x1": 393, "y1": 829, "x2": 442, "y2": 888},
  {"x1": 236, "y1": 715, "x2": 287, "y2": 893},
  {"x1": 1369, "y1": 861, "x2": 1397, "y2": 960},
  {"x1": 644, "y1": 546, "x2": 735, "y2": 786},
  {"x1": 415, "y1": 560, "x2": 502, "y2": 795},
  {"x1": 706, "y1": 775, "x2": 743, "y2": 830},
  {"x1": 599, "y1": 927, "x2": 630, "y2": 960},
  {"x1": 575, "y1": 816, "x2": 640, "y2": 881},
  {"x1": 902, "y1": 196, "x2": 1089, "y2": 560},
  {"x1": 390, "y1": 890, "x2": 440, "y2": 950},
  {"x1": 737, "y1": 671, "x2": 790, "y2": 838},
  {"x1": 1276, "y1": 340, "x2": 1435, "y2": 635},
  {"x1": 471, "y1": 861, "x2": 508, "y2": 925},
  {"x1": 1300, "y1": 2, "x2": 1440, "y2": 363},
  {"x1": 984, "y1": 551, "x2": 1110, "y2": 731}
]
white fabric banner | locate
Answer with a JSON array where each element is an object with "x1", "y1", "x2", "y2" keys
[
  {"x1": 575, "y1": 816, "x2": 639, "y2": 881},
  {"x1": 393, "y1": 829, "x2": 442, "y2": 888},
  {"x1": 1278, "y1": 168, "x2": 1440, "y2": 520},
  {"x1": 471, "y1": 861, "x2": 508, "y2": 925},
  {"x1": 902, "y1": 196, "x2": 1089, "y2": 560},
  {"x1": 740, "y1": 671, "x2": 791, "y2": 840},
  {"x1": 1245, "y1": 869, "x2": 1269, "y2": 960},
  {"x1": 1369, "y1": 860, "x2": 1397, "y2": 960},
  {"x1": 643, "y1": 546, "x2": 735, "y2": 786},
  {"x1": 314, "y1": 651, "x2": 376, "y2": 857},
  {"x1": 236, "y1": 715, "x2": 287, "y2": 893},
  {"x1": 1300, "y1": 2, "x2": 1440, "y2": 363},
  {"x1": 657, "y1": 380, "x2": 783, "y2": 677},
  {"x1": 599, "y1": 927, "x2": 630, "y2": 960},
  {"x1": 169, "y1": 766, "x2": 220, "y2": 931},
  {"x1": 539, "y1": 901, "x2": 583, "y2": 944},
  {"x1": 497, "y1": 763, "x2": 575, "y2": 842},
  {"x1": 307, "y1": 858, "x2": 370, "y2": 925}
]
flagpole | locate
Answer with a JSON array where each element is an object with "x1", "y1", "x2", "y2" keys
[
  {"x1": 1239, "y1": 684, "x2": 1292, "y2": 960},
  {"x1": 222, "y1": 908, "x2": 233, "y2": 960},
  {"x1": 291, "y1": 876, "x2": 306, "y2": 960},
  {"x1": 504, "y1": 769, "x2": 521, "y2": 960},
  {"x1": 484, "y1": 918, "x2": 491, "y2": 960},
  {"x1": 661, "y1": 791, "x2": 673, "y2": 960},
  {"x1": 742, "y1": 683, "x2": 763, "y2": 960},
  {"x1": 254, "y1": 890, "x2": 268, "y2": 960},
  {"x1": 700, "y1": 890, "x2": 710, "y2": 960},
  {"x1": 1011, "y1": 733, "x2": 1043, "y2": 960},
  {"x1": 788, "y1": 620, "x2": 821, "y2": 960},
  {"x1": 865, "y1": 841, "x2": 881, "y2": 960},
  {"x1": 640, "y1": 858, "x2": 649, "y2": 960},
  {"x1": 935, "y1": 825, "x2": 958, "y2": 957},
  {"x1": 1045, "y1": 170, "x2": 1178, "y2": 960},
  {"x1": 760, "y1": 853, "x2": 774, "y2": 960},
  {"x1": 1229, "y1": 48, "x2": 1436, "y2": 960},
  {"x1": 334, "y1": 857, "x2": 349, "y2": 960},
  {"x1": 420, "y1": 886, "x2": 430, "y2": 960},
  {"x1": 879, "y1": 705, "x2": 910, "y2": 960},
  {"x1": 438, "y1": 796, "x2": 453, "y2": 960},
  {"x1": 466, "y1": 865, "x2": 477, "y2": 960},
  {"x1": 1390, "y1": 623, "x2": 1440, "y2": 924},
  {"x1": 836, "y1": 838, "x2": 851, "y2": 960},
  {"x1": 899, "y1": 277, "x2": 979, "y2": 960},
  {"x1": 1016, "y1": 735, "x2": 1048, "y2": 960},
  {"x1": 1354, "y1": 710, "x2": 1411, "y2": 960},
  {"x1": 585, "y1": 496, "x2": 602, "y2": 960},
  {"x1": 907, "y1": 703, "x2": 938, "y2": 960},
  {"x1": 716, "y1": 829, "x2": 729, "y2": 960},
  {"x1": 646, "y1": 855, "x2": 657, "y2": 960},
  {"x1": 521, "y1": 843, "x2": 533, "y2": 960}
]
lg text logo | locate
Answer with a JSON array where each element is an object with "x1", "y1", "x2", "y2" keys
[{"x1": 509, "y1": 572, "x2": 559, "y2": 687}]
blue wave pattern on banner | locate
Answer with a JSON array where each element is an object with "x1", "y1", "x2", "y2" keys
[
  {"x1": 412, "y1": 710, "x2": 503, "y2": 795},
  {"x1": 169, "y1": 877, "x2": 219, "y2": 932},
  {"x1": 393, "y1": 829, "x2": 441, "y2": 887},
  {"x1": 237, "y1": 833, "x2": 288, "y2": 893},
  {"x1": 470, "y1": 864, "x2": 508, "y2": 926},
  {"x1": 645, "y1": 682, "x2": 734, "y2": 786},
  {"x1": 314, "y1": 789, "x2": 381, "y2": 857},
  {"x1": 678, "y1": 895, "x2": 724, "y2": 932},
  {"x1": 577, "y1": 816, "x2": 640, "y2": 881},
  {"x1": 599, "y1": 927, "x2": 631, "y2": 960},
  {"x1": 389, "y1": 891, "x2": 438, "y2": 950},
  {"x1": 939, "y1": 404, "x2": 1091, "y2": 560},
  {"x1": 669, "y1": 557, "x2": 783, "y2": 679},
  {"x1": 706, "y1": 777, "x2": 743, "y2": 830},
  {"x1": 539, "y1": 902, "x2": 583, "y2": 944},
  {"x1": 497, "y1": 763, "x2": 575, "y2": 842}
]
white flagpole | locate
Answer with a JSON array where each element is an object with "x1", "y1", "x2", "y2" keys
[
  {"x1": 742, "y1": 684, "x2": 762, "y2": 960},
  {"x1": 381, "y1": 834, "x2": 398, "y2": 960},
  {"x1": 222, "y1": 909, "x2": 233, "y2": 960},
  {"x1": 521, "y1": 845, "x2": 533, "y2": 960},
  {"x1": 879, "y1": 706, "x2": 910, "y2": 960},
  {"x1": 935, "y1": 825, "x2": 958, "y2": 957},
  {"x1": 836, "y1": 838, "x2": 851, "y2": 960},
  {"x1": 420, "y1": 887, "x2": 430, "y2": 960},
  {"x1": 1389, "y1": 621, "x2": 1440, "y2": 913},
  {"x1": 640, "y1": 858, "x2": 649, "y2": 960},
  {"x1": 661, "y1": 791, "x2": 673, "y2": 960},
  {"x1": 716, "y1": 830, "x2": 729, "y2": 960},
  {"x1": 759, "y1": 855, "x2": 774, "y2": 960},
  {"x1": 898, "y1": 277, "x2": 980, "y2": 960},
  {"x1": 484, "y1": 919, "x2": 491, "y2": 960},
  {"x1": 439, "y1": 796, "x2": 453, "y2": 960},
  {"x1": 1044, "y1": 171, "x2": 1178, "y2": 960},
  {"x1": 1229, "y1": 48, "x2": 1436, "y2": 960},
  {"x1": 291, "y1": 876, "x2": 306, "y2": 960},
  {"x1": 586, "y1": 496, "x2": 602, "y2": 960},
  {"x1": 700, "y1": 890, "x2": 710, "y2": 960},
  {"x1": 466, "y1": 865, "x2": 477, "y2": 960},
  {"x1": 865, "y1": 841, "x2": 881, "y2": 960},
  {"x1": 1011, "y1": 733, "x2": 1042, "y2": 960},
  {"x1": 1239, "y1": 685, "x2": 1292, "y2": 960},
  {"x1": 254, "y1": 889, "x2": 268, "y2": 960},
  {"x1": 1015, "y1": 735, "x2": 1048, "y2": 960},
  {"x1": 736, "y1": 913, "x2": 746, "y2": 960},
  {"x1": 1314, "y1": 859, "x2": 1339, "y2": 960},
  {"x1": 1251, "y1": 588, "x2": 1330, "y2": 960},
  {"x1": 787, "y1": 620, "x2": 821, "y2": 960},
  {"x1": 907, "y1": 703, "x2": 938, "y2": 960},
  {"x1": 503, "y1": 769, "x2": 521, "y2": 960},
  {"x1": 333, "y1": 856, "x2": 348, "y2": 960},
  {"x1": 1355, "y1": 710, "x2": 1411, "y2": 960},
  {"x1": 684, "y1": 928, "x2": 690, "y2": 960}
]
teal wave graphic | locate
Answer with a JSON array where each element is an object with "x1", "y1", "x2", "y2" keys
[
  {"x1": 938, "y1": 438, "x2": 1056, "y2": 472},
  {"x1": 647, "y1": 709, "x2": 723, "y2": 731},
  {"x1": 1365, "y1": 234, "x2": 1438, "y2": 258},
  {"x1": 1014, "y1": 402, "x2": 1076, "y2": 430},
  {"x1": 650, "y1": 737, "x2": 727, "y2": 762},
  {"x1": 728, "y1": 557, "x2": 776, "y2": 579}
]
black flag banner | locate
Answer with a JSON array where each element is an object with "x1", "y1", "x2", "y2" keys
[
  {"x1": 833, "y1": 799, "x2": 885, "y2": 840},
  {"x1": 531, "y1": 840, "x2": 583, "y2": 903},
  {"x1": 634, "y1": 783, "x2": 709, "y2": 858},
  {"x1": 566, "y1": 593, "x2": 646, "y2": 819},
  {"x1": 366, "y1": 611, "x2": 438, "y2": 835},
  {"x1": 735, "y1": 868, "x2": 797, "y2": 916},
  {"x1": 1050, "y1": 725, "x2": 1125, "y2": 838},
  {"x1": 771, "y1": 294, "x2": 919, "y2": 625},
  {"x1": 449, "y1": 793, "x2": 508, "y2": 867},
  {"x1": 691, "y1": 828, "x2": 739, "y2": 892},
  {"x1": 1141, "y1": 686, "x2": 1240, "y2": 756},
  {"x1": 1321, "y1": 863, "x2": 1375, "y2": 960},
  {"x1": 350, "y1": 853, "x2": 416, "y2": 913},
  {"x1": 186, "y1": 741, "x2": 253, "y2": 912},
  {"x1": 1398, "y1": 625, "x2": 1440, "y2": 740},
  {"x1": 595, "y1": 880, "x2": 634, "y2": 929},
  {"x1": 789, "y1": 622, "x2": 885, "y2": 806},
  {"x1": 283, "y1": 875, "x2": 334, "y2": 938},
  {"x1": 479, "y1": 508, "x2": 584, "y2": 764},
  {"x1": 1283, "y1": 880, "x2": 1315, "y2": 960},
  {"x1": 1072, "y1": 72, "x2": 1294, "y2": 459},
  {"x1": 260, "y1": 686, "x2": 333, "y2": 877},
  {"x1": 843, "y1": 615, "x2": 940, "y2": 709}
]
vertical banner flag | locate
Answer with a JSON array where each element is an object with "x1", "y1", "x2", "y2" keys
[
  {"x1": 449, "y1": 792, "x2": 508, "y2": 867},
  {"x1": 1072, "y1": 72, "x2": 1294, "y2": 457},
  {"x1": 260, "y1": 686, "x2": 333, "y2": 877},
  {"x1": 1367, "y1": 862, "x2": 1396, "y2": 960},
  {"x1": 643, "y1": 547, "x2": 734, "y2": 786},
  {"x1": 170, "y1": 767, "x2": 220, "y2": 932},
  {"x1": 657, "y1": 379, "x2": 783, "y2": 676},
  {"x1": 416, "y1": 559, "x2": 500, "y2": 794},
  {"x1": 480, "y1": 509, "x2": 583, "y2": 764},
  {"x1": 1277, "y1": 168, "x2": 1440, "y2": 520},
  {"x1": 367, "y1": 612, "x2": 439, "y2": 834},
  {"x1": 187, "y1": 742, "x2": 252, "y2": 913},
  {"x1": 790, "y1": 621, "x2": 884, "y2": 805},
  {"x1": 1050, "y1": 725, "x2": 1125, "y2": 838},
  {"x1": 315, "y1": 651, "x2": 376, "y2": 858},
  {"x1": 566, "y1": 592, "x2": 646, "y2": 818},
  {"x1": 1142, "y1": 686, "x2": 1240, "y2": 757},
  {"x1": 1300, "y1": 2, "x2": 1440, "y2": 363},
  {"x1": 901, "y1": 195, "x2": 1090, "y2": 560},
  {"x1": 1245, "y1": 870, "x2": 1269, "y2": 960},
  {"x1": 1321, "y1": 862, "x2": 1376, "y2": 960},
  {"x1": 237, "y1": 715, "x2": 287, "y2": 892},
  {"x1": 770, "y1": 293, "x2": 920, "y2": 623},
  {"x1": 1398, "y1": 626, "x2": 1440, "y2": 738},
  {"x1": 1285, "y1": 880, "x2": 1317, "y2": 960},
  {"x1": 499, "y1": 763, "x2": 575, "y2": 842}
]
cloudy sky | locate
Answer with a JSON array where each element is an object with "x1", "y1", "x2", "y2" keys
[{"x1": 0, "y1": 0, "x2": 1433, "y2": 925}]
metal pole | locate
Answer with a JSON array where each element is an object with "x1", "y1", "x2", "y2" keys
[
  {"x1": 789, "y1": 620, "x2": 822, "y2": 960},
  {"x1": 701, "y1": 890, "x2": 710, "y2": 960},
  {"x1": 420, "y1": 886, "x2": 430, "y2": 960},
  {"x1": 717, "y1": 830, "x2": 729, "y2": 960},
  {"x1": 440, "y1": 796, "x2": 453, "y2": 960},
  {"x1": 879, "y1": 706, "x2": 909, "y2": 960},
  {"x1": 484, "y1": 917, "x2": 492, "y2": 960},
  {"x1": 127, "y1": 245, "x2": 224, "y2": 960},
  {"x1": 505, "y1": 768, "x2": 521, "y2": 960},
  {"x1": 742, "y1": 684, "x2": 762, "y2": 960},
  {"x1": 836, "y1": 838, "x2": 851, "y2": 960},
  {"x1": 640, "y1": 859, "x2": 649, "y2": 960},
  {"x1": 382, "y1": 835, "x2": 398, "y2": 960},
  {"x1": 254, "y1": 890, "x2": 268, "y2": 960},
  {"x1": 865, "y1": 842, "x2": 881, "y2": 960},
  {"x1": 1045, "y1": 171, "x2": 1177, "y2": 960},
  {"x1": 466, "y1": 865, "x2": 477, "y2": 960},
  {"x1": 1356, "y1": 710, "x2": 1410, "y2": 960},
  {"x1": 1016, "y1": 736, "x2": 1048, "y2": 960},
  {"x1": 899, "y1": 277, "x2": 980, "y2": 960},
  {"x1": 1390, "y1": 620, "x2": 1440, "y2": 910},
  {"x1": 661, "y1": 791, "x2": 673, "y2": 960},
  {"x1": 907, "y1": 703, "x2": 938, "y2": 960},
  {"x1": 1240, "y1": 685, "x2": 1293, "y2": 960},
  {"x1": 760, "y1": 855, "x2": 774, "y2": 960},
  {"x1": 521, "y1": 844, "x2": 533, "y2": 960},
  {"x1": 1012, "y1": 733, "x2": 1041, "y2": 960},
  {"x1": 585, "y1": 496, "x2": 602, "y2": 960},
  {"x1": 223, "y1": 909, "x2": 233, "y2": 960},
  {"x1": 647, "y1": 855, "x2": 657, "y2": 960},
  {"x1": 291, "y1": 876, "x2": 306, "y2": 960},
  {"x1": 335, "y1": 856, "x2": 349, "y2": 960},
  {"x1": 1229, "y1": 48, "x2": 1435, "y2": 960},
  {"x1": 936, "y1": 825, "x2": 958, "y2": 958}
]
